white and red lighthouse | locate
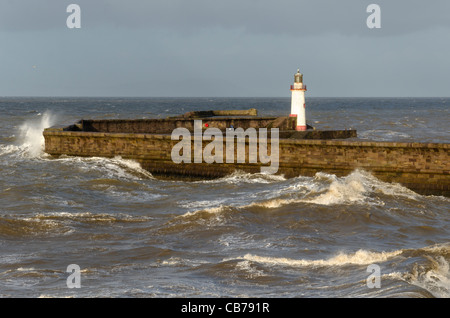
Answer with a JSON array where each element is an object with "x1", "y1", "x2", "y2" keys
[{"x1": 290, "y1": 69, "x2": 307, "y2": 131}]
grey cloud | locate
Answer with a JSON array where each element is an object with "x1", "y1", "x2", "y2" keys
[
  {"x1": 1, "y1": 0, "x2": 449, "y2": 97},
  {"x1": 0, "y1": 0, "x2": 64, "y2": 31},
  {"x1": 1, "y1": 1, "x2": 450, "y2": 36}
]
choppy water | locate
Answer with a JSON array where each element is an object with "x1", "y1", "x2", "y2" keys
[{"x1": 0, "y1": 97, "x2": 449, "y2": 298}]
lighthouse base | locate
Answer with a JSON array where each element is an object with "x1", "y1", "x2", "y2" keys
[{"x1": 296, "y1": 125, "x2": 307, "y2": 131}]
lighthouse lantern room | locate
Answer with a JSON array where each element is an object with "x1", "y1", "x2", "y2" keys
[{"x1": 290, "y1": 69, "x2": 307, "y2": 131}]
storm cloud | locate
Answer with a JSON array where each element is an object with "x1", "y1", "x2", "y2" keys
[
  {"x1": 0, "y1": 1, "x2": 449, "y2": 97},
  {"x1": 2, "y1": 1, "x2": 450, "y2": 35}
]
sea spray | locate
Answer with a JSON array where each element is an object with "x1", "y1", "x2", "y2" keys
[{"x1": 18, "y1": 111, "x2": 57, "y2": 157}]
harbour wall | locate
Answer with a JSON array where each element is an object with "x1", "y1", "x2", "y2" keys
[{"x1": 43, "y1": 128, "x2": 449, "y2": 196}]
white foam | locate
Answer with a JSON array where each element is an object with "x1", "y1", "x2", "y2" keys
[
  {"x1": 18, "y1": 111, "x2": 57, "y2": 157},
  {"x1": 390, "y1": 255, "x2": 450, "y2": 298},
  {"x1": 196, "y1": 170, "x2": 286, "y2": 184},
  {"x1": 32, "y1": 211, "x2": 151, "y2": 223},
  {"x1": 240, "y1": 170, "x2": 377, "y2": 208},
  {"x1": 108, "y1": 156, "x2": 154, "y2": 179},
  {"x1": 1, "y1": 111, "x2": 58, "y2": 159},
  {"x1": 53, "y1": 155, "x2": 154, "y2": 180},
  {"x1": 308, "y1": 179, "x2": 367, "y2": 205},
  {"x1": 0, "y1": 144, "x2": 22, "y2": 156},
  {"x1": 244, "y1": 198, "x2": 296, "y2": 209},
  {"x1": 238, "y1": 249, "x2": 403, "y2": 267},
  {"x1": 161, "y1": 257, "x2": 186, "y2": 266},
  {"x1": 16, "y1": 267, "x2": 36, "y2": 272},
  {"x1": 180, "y1": 205, "x2": 227, "y2": 217},
  {"x1": 177, "y1": 170, "x2": 425, "y2": 219},
  {"x1": 235, "y1": 260, "x2": 267, "y2": 278},
  {"x1": 411, "y1": 256, "x2": 450, "y2": 298},
  {"x1": 301, "y1": 170, "x2": 419, "y2": 206}
]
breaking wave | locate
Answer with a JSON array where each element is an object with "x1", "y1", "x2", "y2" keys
[
  {"x1": 178, "y1": 169, "x2": 424, "y2": 218},
  {"x1": 0, "y1": 144, "x2": 22, "y2": 157},
  {"x1": 236, "y1": 249, "x2": 403, "y2": 267},
  {"x1": 405, "y1": 256, "x2": 449, "y2": 298},
  {"x1": 302, "y1": 170, "x2": 420, "y2": 206},
  {"x1": 0, "y1": 111, "x2": 58, "y2": 160},
  {"x1": 195, "y1": 170, "x2": 287, "y2": 184},
  {"x1": 180, "y1": 206, "x2": 228, "y2": 218},
  {"x1": 392, "y1": 255, "x2": 450, "y2": 298},
  {"x1": 18, "y1": 111, "x2": 58, "y2": 157},
  {"x1": 388, "y1": 244, "x2": 450, "y2": 298},
  {"x1": 230, "y1": 243, "x2": 450, "y2": 298},
  {"x1": 52, "y1": 155, "x2": 154, "y2": 180},
  {"x1": 247, "y1": 170, "x2": 421, "y2": 209}
]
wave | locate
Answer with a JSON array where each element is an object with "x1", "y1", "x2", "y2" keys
[
  {"x1": 18, "y1": 111, "x2": 58, "y2": 157},
  {"x1": 231, "y1": 243, "x2": 450, "y2": 297},
  {"x1": 303, "y1": 170, "x2": 420, "y2": 206},
  {"x1": 235, "y1": 260, "x2": 267, "y2": 279},
  {"x1": 388, "y1": 243, "x2": 450, "y2": 298},
  {"x1": 387, "y1": 256, "x2": 450, "y2": 298},
  {"x1": 180, "y1": 205, "x2": 229, "y2": 218},
  {"x1": 0, "y1": 213, "x2": 73, "y2": 237},
  {"x1": 0, "y1": 212, "x2": 151, "y2": 237},
  {"x1": 179, "y1": 199, "x2": 228, "y2": 211},
  {"x1": 0, "y1": 111, "x2": 57, "y2": 159},
  {"x1": 305, "y1": 172, "x2": 371, "y2": 205},
  {"x1": 1, "y1": 111, "x2": 154, "y2": 182},
  {"x1": 0, "y1": 144, "x2": 22, "y2": 157},
  {"x1": 180, "y1": 170, "x2": 422, "y2": 218},
  {"x1": 403, "y1": 256, "x2": 449, "y2": 298},
  {"x1": 51, "y1": 155, "x2": 154, "y2": 180},
  {"x1": 256, "y1": 170, "x2": 420, "y2": 208},
  {"x1": 1, "y1": 144, "x2": 154, "y2": 182},
  {"x1": 235, "y1": 249, "x2": 403, "y2": 268},
  {"x1": 244, "y1": 198, "x2": 297, "y2": 209},
  {"x1": 30, "y1": 211, "x2": 151, "y2": 223},
  {"x1": 195, "y1": 170, "x2": 287, "y2": 184}
]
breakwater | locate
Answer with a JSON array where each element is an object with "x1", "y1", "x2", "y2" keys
[{"x1": 43, "y1": 117, "x2": 449, "y2": 196}]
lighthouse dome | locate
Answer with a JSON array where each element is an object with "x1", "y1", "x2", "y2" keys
[{"x1": 294, "y1": 69, "x2": 303, "y2": 83}]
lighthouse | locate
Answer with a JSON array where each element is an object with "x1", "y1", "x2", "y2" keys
[{"x1": 290, "y1": 69, "x2": 307, "y2": 131}]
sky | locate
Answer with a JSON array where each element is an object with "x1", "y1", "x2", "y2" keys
[{"x1": 0, "y1": 0, "x2": 449, "y2": 97}]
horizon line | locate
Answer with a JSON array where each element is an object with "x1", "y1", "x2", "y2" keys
[{"x1": 1, "y1": 95, "x2": 449, "y2": 99}]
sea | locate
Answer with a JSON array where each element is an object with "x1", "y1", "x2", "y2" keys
[{"x1": 0, "y1": 97, "x2": 448, "y2": 299}]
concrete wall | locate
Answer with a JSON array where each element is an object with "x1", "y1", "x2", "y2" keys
[{"x1": 43, "y1": 129, "x2": 449, "y2": 196}]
